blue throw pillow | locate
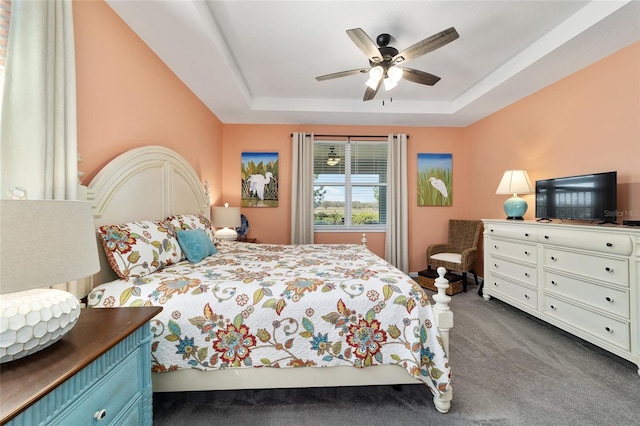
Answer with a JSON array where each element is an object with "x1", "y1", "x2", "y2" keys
[{"x1": 176, "y1": 229, "x2": 217, "y2": 263}]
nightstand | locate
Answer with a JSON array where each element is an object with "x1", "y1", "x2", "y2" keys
[
  {"x1": 236, "y1": 238, "x2": 257, "y2": 243},
  {"x1": 0, "y1": 306, "x2": 162, "y2": 425}
]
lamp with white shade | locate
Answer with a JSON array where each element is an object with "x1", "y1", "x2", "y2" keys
[
  {"x1": 0, "y1": 200, "x2": 100, "y2": 363},
  {"x1": 212, "y1": 203, "x2": 241, "y2": 241},
  {"x1": 496, "y1": 170, "x2": 534, "y2": 220}
]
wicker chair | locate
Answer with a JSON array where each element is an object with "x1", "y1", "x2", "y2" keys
[{"x1": 426, "y1": 220, "x2": 482, "y2": 292}]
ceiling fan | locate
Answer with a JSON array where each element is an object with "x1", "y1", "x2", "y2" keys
[{"x1": 316, "y1": 27, "x2": 459, "y2": 101}]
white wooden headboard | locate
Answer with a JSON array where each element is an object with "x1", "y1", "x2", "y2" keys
[{"x1": 81, "y1": 146, "x2": 211, "y2": 292}]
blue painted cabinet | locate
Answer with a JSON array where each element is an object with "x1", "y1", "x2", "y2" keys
[{"x1": 1, "y1": 307, "x2": 162, "y2": 425}]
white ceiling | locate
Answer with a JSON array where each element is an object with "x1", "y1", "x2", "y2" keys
[{"x1": 106, "y1": 0, "x2": 640, "y2": 127}]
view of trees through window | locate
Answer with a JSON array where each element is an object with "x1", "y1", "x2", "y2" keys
[{"x1": 313, "y1": 140, "x2": 387, "y2": 229}]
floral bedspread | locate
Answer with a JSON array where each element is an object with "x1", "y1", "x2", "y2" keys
[{"x1": 88, "y1": 243, "x2": 451, "y2": 395}]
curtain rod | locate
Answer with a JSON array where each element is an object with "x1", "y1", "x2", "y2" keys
[{"x1": 291, "y1": 134, "x2": 408, "y2": 139}]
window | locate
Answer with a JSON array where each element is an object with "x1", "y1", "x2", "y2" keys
[{"x1": 313, "y1": 139, "x2": 387, "y2": 231}]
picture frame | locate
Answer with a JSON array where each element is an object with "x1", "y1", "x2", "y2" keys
[
  {"x1": 241, "y1": 152, "x2": 279, "y2": 207},
  {"x1": 417, "y1": 153, "x2": 452, "y2": 206}
]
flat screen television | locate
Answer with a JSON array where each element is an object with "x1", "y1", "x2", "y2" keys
[{"x1": 535, "y1": 171, "x2": 617, "y2": 223}]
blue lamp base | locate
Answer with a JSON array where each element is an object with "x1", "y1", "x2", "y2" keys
[{"x1": 504, "y1": 195, "x2": 528, "y2": 220}]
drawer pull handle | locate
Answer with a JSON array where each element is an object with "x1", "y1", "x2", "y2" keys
[
  {"x1": 550, "y1": 305, "x2": 556, "y2": 310},
  {"x1": 550, "y1": 256, "x2": 557, "y2": 261},
  {"x1": 493, "y1": 282, "x2": 498, "y2": 286},
  {"x1": 524, "y1": 233, "x2": 529, "y2": 237},
  {"x1": 544, "y1": 235, "x2": 550, "y2": 240},
  {"x1": 524, "y1": 251, "x2": 529, "y2": 255},
  {"x1": 551, "y1": 280, "x2": 557, "y2": 286},
  {"x1": 94, "y1": 409, "x2": 107, "y2": 421},
  {"x1": 494, "y1": 264, "x2": 498, "y2": 268},
  {"x1": 606, "y1": 297, "x2": 613, "y2": 303},
  {"x1": 524, "y1": 272, "x2": 529, "y2": 277},
  {"x1": 605, "y1": 327, "x2": 613, "y2": 333},
  {"x1": 524, "y1": 294, "x2": 530, "y2": 299},
  {"x1": 605, "y1": 267, "x2": 613, "y2": 273},
  {"x1": 494, "y1": 245, "x2": 498, "y2": 249},
  {"x1": 606, "y1": 242, "x2": 613, "y2": 247},
  {"x1": 490, "y1": 229, "x2": 494, "y2": 232}
]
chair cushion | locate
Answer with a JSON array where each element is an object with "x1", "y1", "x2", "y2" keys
[{"x1": 430, "y1": 252, "x2": 461, "y2": 264}]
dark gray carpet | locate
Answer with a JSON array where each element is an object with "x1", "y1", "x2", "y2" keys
[{"x1": 153, "y1": 286, "x2": 640, "y2": 425}]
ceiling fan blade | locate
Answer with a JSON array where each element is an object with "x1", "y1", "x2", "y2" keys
[
  {"x1": 346, "y1": 28, "x2": 383, "y2": 63},
  {"x1": 400, "y1": 67, "x2": 441, "y2": 86},
  {"x1": 363, "y1": 79, "x2": 381, "y2": 101},
  {"x1": 392, "y1": 27, "x2": 459, "y2": 64},
  {"x1": 316, "y1": 68, "x2": 369, "y2": 81}
]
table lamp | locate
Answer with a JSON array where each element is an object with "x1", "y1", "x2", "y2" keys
[
  {"x1": 496, "y1": 170, "x2": 534, "y2": 220},
  {"x1": 212, "y1": 203, "x2": 241, "y2": 241},
  {"x1": 0, "y1": 200, "x2": 100, "y2": 363}
]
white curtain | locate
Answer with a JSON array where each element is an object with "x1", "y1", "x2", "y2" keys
[
  {"x1": 385, "y1": 133, "x2": 409, "y2": 273},
  {"x1": 1, "y1": 0, "x2": 81, "y2": 296},
  {"x1": 0, "y1": 0, "x2": 78, "y2": 201},
  {"x1": 291, "y1": 132, "x2": 315, "y2": 244}
]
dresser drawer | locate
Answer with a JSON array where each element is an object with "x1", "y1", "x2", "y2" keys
[
  {"x1": 487, "y1": 276, "x2": 537, "y2": 309},
  {"x1": 486, "y1": 224, "x2": 537, "y2": 242},
  {"x1": 489, "y1": 238, "x2": 537, "y2": 263},
  {"x1": 543, "y1": 248, "x2": 629, "y2": 287},
  {"x1": 544, "y1": 296, "x2": 630, "y2": 350},
  {"x1": 490, "y1": 257, "x2": 537, "y2": 286},
  {"x1": 51, "y1": 349, "x2": 142, "y2": 425},
  {"x1": 544, "y1": 272, "x2": 629, "y2": 318},
  {"x1": 539, "y1": 228, "x2": 633, "y2": 256},
  {"x1": 107, "y1": 394, "x2": 143, "y2": 426}
]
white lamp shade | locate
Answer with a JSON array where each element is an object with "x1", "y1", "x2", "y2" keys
[
  {"x1": 212, "y1": 205, "x2": 241, "y2": 229},
  {"x1": 0, "y1": 200, "x2": 101, "y2": 293},
  {"x1": 383, "y1": 77, "x2": 398, "y2": 91},
  {"x1": 496, "y1": 170, "x2": 534, "y2": 195},
  {"x1": 365, "y1": 66, "x2": 383, "y2": 89},
  {"x1": 0, "y1": 200, "x2": 101, "y2": 363},
  {"x1": 387, "y1": 66, "x2": 403, "y2": 82}
]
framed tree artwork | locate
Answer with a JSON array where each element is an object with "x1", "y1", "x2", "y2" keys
[
  {"x1": 417, "y1": 153, "x2": 452, "y2": 206},
  {"x1": 241, "y1": 152, "x2": 279, "y2": 207}
]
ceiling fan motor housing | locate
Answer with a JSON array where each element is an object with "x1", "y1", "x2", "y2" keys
[{"x1": 376, "y1": 33, "x2": 391, "y2": 47}]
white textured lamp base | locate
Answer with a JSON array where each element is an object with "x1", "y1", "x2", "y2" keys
[
  {"x1": 215, "y1": 227, "x2": 238, "y2": 241},
  {"x1": 0, "y1": 289, "x2": 80, "y2": 363}
]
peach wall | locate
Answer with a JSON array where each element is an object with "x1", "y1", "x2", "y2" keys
[
  {"x1": 467, "y1": 42, "x2": 639, "y2": 222},
  {"x1": 221, "y1": 125, "x2": 466, "y2": 269},
  {"x1": 73, "y1": 0, "x2": 223, "y2": 201},
  {"x1": 72, "y1": 1, "x2": 639, "y2": 279}
]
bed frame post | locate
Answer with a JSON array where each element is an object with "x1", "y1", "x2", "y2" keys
[{"x1": 431, "y1": 266, "x2": 453, "y2": 413}]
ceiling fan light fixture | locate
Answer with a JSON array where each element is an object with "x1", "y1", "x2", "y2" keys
[
  {"x1": 383, "y1": 77, "x2": 398, "y2": 91},
  {"x1": 326, "y1": 146, "x2": 340, "y2": 166},
  {"x1": 365, "y1": 66, "x2": 383, "y2": 89},
  {"x1": 388, "y1": 66, "x2": 403, "y2": 82},
  {"x1": 383, "y1": 67, "x2": 402, "y2": 91}
]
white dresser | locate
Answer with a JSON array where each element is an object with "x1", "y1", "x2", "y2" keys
[{"x1": 482, "y1": 220, "x2": 640, "y2": 375}]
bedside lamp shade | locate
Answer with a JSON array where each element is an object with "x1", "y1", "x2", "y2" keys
[
  {"x1": 0, "y1": 200, "x2": 100, "y2": 363},
  {"x1": 212, "y1": 203, "x2": 241, "y2": 241},
  {"x1": 496, "y1": 170, "x2": 534, "y2": 220}
]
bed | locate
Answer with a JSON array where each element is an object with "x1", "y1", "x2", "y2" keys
[{"x1": 81, "y1": 145, "x2": 454, "y2": 413}]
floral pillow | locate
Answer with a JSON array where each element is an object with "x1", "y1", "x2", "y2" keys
[
  {"x1": 98, "y1": 220, "x2": 182, "y2": 280},
  {"x1": 166, "y1": 214, "x2": 216, "y2": 245}
]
